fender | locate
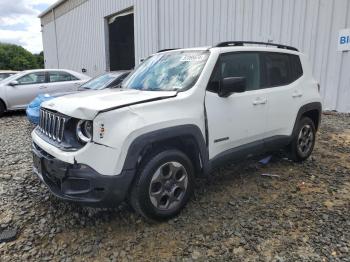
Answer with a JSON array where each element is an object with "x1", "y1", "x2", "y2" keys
[
  {"x1": 121, "y1": 124, "x2": 210, "y2": 176},
  {"x1": 292, "y1": 102, "x2": 322, "y2": 135}
]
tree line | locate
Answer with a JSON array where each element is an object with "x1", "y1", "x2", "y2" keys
[{"x1": 0, "y1": 43, "x2": 44, "y2": 71}]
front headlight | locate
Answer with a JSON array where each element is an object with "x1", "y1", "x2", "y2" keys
[{"x1": 76, "y1": 120, "x2": 93, "y2": 143}]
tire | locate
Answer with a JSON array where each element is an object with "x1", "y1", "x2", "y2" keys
[
  {"x1": 129, "y1": 149, "x2": 194, "y2": 221},
  {"x1": 0, "y1": 100, "x2": 5, "y2": 117},
  {"x1": 288, "y1": 117, "x2": 316, "y2": 162}
]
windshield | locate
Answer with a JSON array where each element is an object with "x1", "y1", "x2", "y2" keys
[
  {"x1": 81, "y1": 73, "x2": 119, "y2": 90},
  {"x1": 122, "y1": 50, "x2": 209, "y2": 91}
]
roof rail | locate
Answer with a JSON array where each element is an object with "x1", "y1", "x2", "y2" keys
[
  {"x1": 214, "y1": 41, "x2": 298, "y2": 51},
  {"x1": 157, "y1": 48, "x2": 179, "y2": 53}
]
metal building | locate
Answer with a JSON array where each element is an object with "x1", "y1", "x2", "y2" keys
[{"x1": 39, "y1": 0, "x2": 350, "y2": 112}]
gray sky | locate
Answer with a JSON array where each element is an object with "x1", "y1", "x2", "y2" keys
[{"x1": 0, "y1": 0, "x2": 57, "y2": 53}]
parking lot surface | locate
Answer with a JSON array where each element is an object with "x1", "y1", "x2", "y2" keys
[{"x1": 0, "y1": 112, "x2": 349, "y2": 261}]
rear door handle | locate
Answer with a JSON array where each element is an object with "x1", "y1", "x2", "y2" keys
[
  {"x1": 292, "y1": 91, "x2": 303, "y2": 98},
  {"x1": 39, "y1": 86, "x2": 47, "y2": 89}
]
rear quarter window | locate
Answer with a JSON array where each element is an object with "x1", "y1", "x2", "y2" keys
[
  {"x1": 261, "y1": 53, "x2": 303, "y2": 88},
  {"x1": 49, "y1": 71, "x2": 78, "y2": 82},
  {"x1": 290, "y1": 55, "x2": 303, "y2": 82}
]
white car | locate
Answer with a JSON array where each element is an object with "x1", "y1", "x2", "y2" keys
[
  {"x1": 0, "y1": 69, "x2": 90, "y2": 116},
  {"x1": 0, "y1": 70, "x2": 19, "y2": 81},
  {"x1": 32, "y1": 42, "x2": 322, "y2": 221}
]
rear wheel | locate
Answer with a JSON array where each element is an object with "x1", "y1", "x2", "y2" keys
[
  {"x1": 288, "y1": 117, "x2": 316, "y2": 162},
  {"x1": 129, "y1": 149, "x2": 194, "y2": 221},
  {"x1": 0, "y1": 101, "x2": 5, "y2": 117}
]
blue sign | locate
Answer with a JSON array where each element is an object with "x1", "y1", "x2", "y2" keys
[
  {"x1": 338, "y1": 29, "x2": 350, "y2": 51},
  {"x1": 340, "y1": 36, "x2": 350, "y2": 44}
]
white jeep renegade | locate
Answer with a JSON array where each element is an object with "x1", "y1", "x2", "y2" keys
[{"x1": 32, "y1": 42, "x2": 322, "y2": 221}]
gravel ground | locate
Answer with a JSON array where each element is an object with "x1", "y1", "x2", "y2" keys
[{"x1": 0, "y1": 112, "x2": 349, "y2": 261}]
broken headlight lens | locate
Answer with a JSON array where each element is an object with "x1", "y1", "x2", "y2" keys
[{"x1": 76, "y1": 120, "x2": 93, "y2": 143}]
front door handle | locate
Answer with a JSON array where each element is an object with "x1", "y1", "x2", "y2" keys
[
  {"x1": 39, "y1": 86, "x2": 47, "y2": 89},
  {"x1": 260, "y1": 98, "x2": 267, "y2": 104}
]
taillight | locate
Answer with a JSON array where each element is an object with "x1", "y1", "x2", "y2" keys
[{"x1": 317, "y1": 83, "x2": 320, "y2": 93}]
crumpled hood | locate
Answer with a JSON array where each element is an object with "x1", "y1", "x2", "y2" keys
[{"x1": 41, "y1": 88, "x2": 177, "y2": 119}]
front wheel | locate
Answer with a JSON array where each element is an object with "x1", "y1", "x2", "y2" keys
[
  {"x1": 288, "y1": 117, "x2": 316, "y2": 162},
  {"x1": 129, "y1": 149, "x2": 194, "y2": 221}
]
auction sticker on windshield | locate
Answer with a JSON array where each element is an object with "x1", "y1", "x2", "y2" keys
[{"x1": 180, "y1": 54, "x2": 207, "y2": 62}]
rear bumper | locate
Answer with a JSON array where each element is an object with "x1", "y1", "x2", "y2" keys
[{"x1": 32, "y1": 143, "x2": 134, "y2": 207}]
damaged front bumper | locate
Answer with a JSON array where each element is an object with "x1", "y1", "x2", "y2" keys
[{"x1": 32, "y1": 143, "x2": 134, "y2": 207}]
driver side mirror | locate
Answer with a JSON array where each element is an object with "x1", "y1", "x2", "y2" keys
[
  {"x1": 9, "y1": 80, "x2": 19, "y2": 86},
  {"x1": 219, "y1": 77, "x2": 246, "y2": 97}
]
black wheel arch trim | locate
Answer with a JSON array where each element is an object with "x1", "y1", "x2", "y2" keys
[
  {"x1": 121, "y1": 124, "x2": 210, "y2": 176},
  {"x1": 292, "y1": 102, "x2": 322, "y2": 134},
  {"x1": 0, "y1": 97, "x2": 7, "y2": 111}
]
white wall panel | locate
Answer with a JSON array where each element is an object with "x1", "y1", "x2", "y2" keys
[
  {"x1": 43, "y1": 0, "x2": 136, "y2": 76},
  {"x1": 336, "y1": 0, "x2": 350, "y2": 113},
  {"x1": 42, "y1": 0, "x2": 350, "y2": 112},
  {"x1": 42, "y1": 21, "x2": 58, "y2": 68}
]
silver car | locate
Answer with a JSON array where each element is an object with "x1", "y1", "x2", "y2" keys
[{"x1": 0, "y1": 69, "x2": 90, "y2": 117}]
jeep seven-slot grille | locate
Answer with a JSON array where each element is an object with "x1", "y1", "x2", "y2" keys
[{"x1": 38, "y1": 109, "x2": 66, "y2": 142}]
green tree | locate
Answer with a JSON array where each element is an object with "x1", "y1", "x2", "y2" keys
[
  {"x1": 34, "y1": 51, "x2": 44, "y2": 68},
  {"x1": 0, "y1": 43, "x2": 43, "y2": 71}
]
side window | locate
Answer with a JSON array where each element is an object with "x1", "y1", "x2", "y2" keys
[
  {"x1": 290, "y1": 55, "x2": 303, "y2": 82},
  {"x1": 208, "y1": 52, "x2": 261, "y2": 93},
  {"x1": 17, "y1": 72, "x2": 46, "y2": 85},
  {"x1": 261, "y1": 53, "x2": 303, "y2": 88},
  {"x1": 49, "y1": 71, "x2": 78, "y2": 83},
  {"x1": 262, "y1": 53, "x2": 291, "y2": 87}
]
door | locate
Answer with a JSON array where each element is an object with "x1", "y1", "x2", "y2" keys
[
  {"x1": 7, "y1": 72, "x2": 47, "y2": 109},
  {"x1": 108, "y1": 11, "x2": 135, "y2": 70},
  {"x1": 261, "y1": 53, "x2": 304, "y2": 138},
  {"x1": 205, "y1": 52, "x2": 268, "y2": 159},
  {"x1": 46, "y1": 71, "x2": 81, "y2": 93}
]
